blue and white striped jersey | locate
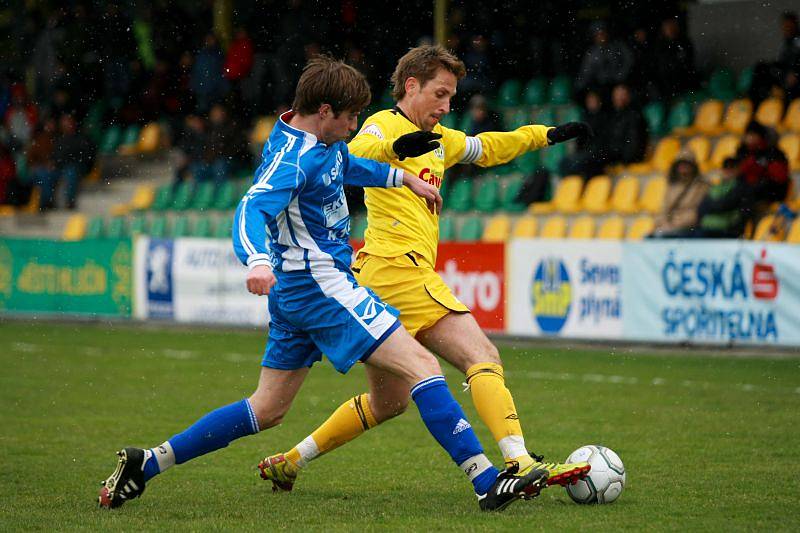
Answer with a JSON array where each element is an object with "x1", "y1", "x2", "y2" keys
[{"x1": 232, "y1": 112, "x2": 403, "y2": 274}]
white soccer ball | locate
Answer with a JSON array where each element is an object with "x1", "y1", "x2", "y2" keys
[{"x1": 565, "y1": 445, "x2": 626, "y2": 504}]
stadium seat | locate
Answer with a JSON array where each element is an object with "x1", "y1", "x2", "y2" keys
[
  {"x1": 531, "y1": 175, "x2": 582, "y2": 214},
  {"x1": 473, "y1": 179, "x2": 499, "y2": 212},
  {"x1": 497, "y1": 79, "x2": 522, "y2": 107},
  {"x1": 786, "y1": 218, "x2": 800, "y2": 243},
  {"x1": 558, "y1": 105, "x2": 582, "y2": 124},
  {"x1": 581, "y1": 175, "x2": 612, "y2": 214},
  {"x1": 779, "y1": 133, "x2": 800, "y2": 170},
  {"x1": 191, "y1": 182, "x2": 216, "y2": 211},
  {"x1": 171, "y1": 182, "x2": 194, "y2": 211},
  {"x1": 755, "y1": 98, "x2": 784, "y2": 129},
  {"x1": 676, "y1": 99, "x2": 723, "y2": 135},
  {"x1": 685, "y1": 136, "x2": 711, "y2": 166},
  {"x1": 106, "y1": 217, "x2": 127, "y2": 239},
  {"x1": 609, "y1": 176, "x2": 640, "y2": 214},
  {"x1": 438, "y1": 112, "x2": 458, "y2": 129},
  {"x1": 514, "y1": 150, "x2": 540, "y2": 175},
  {"x1": 149, "y1": 215, "x2": 168, "y2": 237},
  {"x1": 250, "y1": 116, "x2": 277, "y2": 146},
  {"x1": 83, "y1": 100, "x2": 106, "y2": 144},
  {"x1": 500, "y1": 175, "x2": 526, "y2": 212},
  {"x1": 118, "y1": 124, "x2": 141, "y2": 154},
  {"x1": 540, "y1": 215, "x2": 567, "y2": 238},
  {"x1": 511, "y1": 215, "x2": 538, "y2": 238},
  {"x1": 129, "y1": 215, "x2": 148, "y2": 235},
  {"x1": 708, "y1": 67, "x2": 736, "y2": 100},
  {"x1": 597, "y1": 216, "x2": 625, "y2": 240},
  {"x1": 780, "y1": 98, "x2": 800, "y2": 133},
  {"x1": 193, "y1": 216, "x2": 213, "y2": 237},
  {"x1": 172, "y1": 215, "x2": 192, "y2": 237},
  {"x1": 63, "y1": 214, "x2": 88, "y2": 241},
  {"x1": 627, "y1": 216, "x2": 655, "y2": 240},
  {"x1": 643, "y1": 102, "x2": 666, "y2": 136},
  {"x1": 482, "y1": 214, "x2": 511, "y2": 242},
  {"x1": 736, "y1": 66, "x2": 754, "y2": 96},
  {"x1": 639, "y1": 176, "x2": 667, "y2": 215},
  {"x1": 350, "y1": 216, "x2": 368, "y2": 240},
  {"x1": 753, "y1": 215, "x2": 776, "y2": 241},
  {"x1": 151, "y1": 184, "x2": 174, "y2": 211},
  {"x1": 627, "y1": 137, "x2": 681, "y2": 174},
  {"x1": 522, "y1": 78, "x2": 548, "y2": 106},
  {"x1": 138, "y1": 122, "x2": 162, "y2": 153},
  {"x1": 707, "y1": 134, "x2": 740, "y2": 169},
  {"x1": 99, "y1": 125, "x2": 122, "y2": 154},
  {"x1": 720, "y1": 98, "x2": 753, "y2": 134},
  {"x1": 446, "y1": 179, "x2": 472, "y2": 212},
  {"x1": 215, "y1": 217, "x2": 233, "y2": 239},
  {"x1": 439, "y1": 214, "x2": 456, "y2": 241},
  {"x1": 548, "y1": 76, "x2": 572, "y2": 104},
  {"x1": 568, "y1": 215, "x2": 595, "y2": 239},
  {"x1": 667, "y1": 100, "x2": 693, "y2": 132},
  {"x1": 458, "y1": 216, "x2": 483, "y2": 241},
  {"x1": 85, "y1": 216, "x2": 104, "y2": 239},
  {"x1": 533, "y1": 105, "x2": 556, "y2": 126},
  {"x1": 130, "y1": 184, "x2": 155, "y2": 211},
  {"x1": 505, "y1": 107, "x2": 530, "y2": 129},
  {"x1": 541, "y1": 141, "x2": 567, "y2": 174},
  {"x1": 213, "y1": 181, "x2": 237, "y2": 210}
]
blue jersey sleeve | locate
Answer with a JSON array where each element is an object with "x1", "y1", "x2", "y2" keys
[
  {"x1": 232, "y1": 171, "x2": 304, "y2": 269},
  {"x1": 343, "y1": 149, "x2": 404, "y2": 189}
]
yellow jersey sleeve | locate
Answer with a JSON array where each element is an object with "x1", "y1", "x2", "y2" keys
[
  {"x1": 349, "y1": 111, "x2": 399, "y2": 163},
  {"x1": 473, "y1": 125, "x2": 553, "y2": 167}
]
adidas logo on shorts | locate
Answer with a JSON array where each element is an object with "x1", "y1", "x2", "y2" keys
[{"x1": 453, "y1": 418, "x2": 472, "y2": 435}]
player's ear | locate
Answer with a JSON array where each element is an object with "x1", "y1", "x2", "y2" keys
[
  {"x1": 318, "y1": 103, "x2": 333, "y2": 119},
  {"x1": 404, "y1": 77, "x2": 419, "y2": 97}
]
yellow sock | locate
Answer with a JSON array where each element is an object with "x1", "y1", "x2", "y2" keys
[
  {"x1": 466, "y1": 363, "x2": 533, "y2": 470},
  {"x1": 285, "y1": 393, "x2": 377, "y2": 468}
]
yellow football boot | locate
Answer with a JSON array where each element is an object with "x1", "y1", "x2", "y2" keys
[
  {"x1": 511, "y1": 452, "x2": 591, "y2": 488},
  {"x1": 258, "y1": 453, "x2": 299, "y2": 492}
]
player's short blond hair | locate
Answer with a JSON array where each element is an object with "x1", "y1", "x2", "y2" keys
[
  {"x1": 390, "y1": 45, "x2": 466, "y2": 101},
  {"x1": 293, "y1": 55, "x2": 371, "y2": 116}
]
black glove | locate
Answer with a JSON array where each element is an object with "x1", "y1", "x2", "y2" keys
[
  {"x1": 392, "y1": 131, "x2": 443, "y2": 160},
  {"x1": 546, "y1": 122, "x2": 593, "y2": 145}
]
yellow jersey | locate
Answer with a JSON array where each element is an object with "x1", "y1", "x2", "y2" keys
[{"x1": 348, "y1": 107, "x2": 552, "y2": 266}]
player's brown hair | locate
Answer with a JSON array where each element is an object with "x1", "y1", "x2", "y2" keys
[
  {"x1": 390, "y1": 45, "x2": 466, "y2": 101},
  {"x1": 292, "y1": 55, "x2": 371, "y2": 116}
]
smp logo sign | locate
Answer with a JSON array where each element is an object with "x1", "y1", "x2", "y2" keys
[{"x1": 530, "y1": 258, "x2": 571, "y2": 334}]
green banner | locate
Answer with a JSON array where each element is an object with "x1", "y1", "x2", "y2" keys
[{"x1": 0, "y1": 238, "x2": 132, "y2": 317}]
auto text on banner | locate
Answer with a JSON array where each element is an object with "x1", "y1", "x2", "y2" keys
[
  {"x1": 507, "y1": 239, "x2": 623, "y2": 338},
  {"x1": 623, "y1": 240, "x2": 800, "y2": 346}
]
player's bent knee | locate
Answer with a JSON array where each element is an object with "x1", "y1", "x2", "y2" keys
[
  {"x1": 370, "y1": 394, "x2": 409, "y2": 422},
  {"x1": 248, "y1": 395, "x2": 288, "y2": 430}
]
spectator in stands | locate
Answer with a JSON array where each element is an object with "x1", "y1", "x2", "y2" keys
[
  {"x1": 628, "y1": 27, "x2": 656, "y2": 100},
  {"x1": 200, "y1": 104, "x2": 237, "y2": 184},
  {"x1": 26, "y1": 118, "x2": 57, "y2": 210},
  {"x1": 0, "y1": 141, "x2": 16, "y2": 204},
  {"x1": 51, "y1": 114, "x2": 96, "y2": 209},
  {"x1": 693, "y1": 157, "x2": 751, "y2": 238},
  {"x1": 559, "y1": 90, "x2": 609, "y2": 178},
  {"x1": 650, "y1": 152, "x2": 708, "y2": 237},
  {"x1": 778, "y1": 11, "x2": 800, "y2": 101},
  {"x1": 173, "y1": 114, "x2": 206, "y2": 188},
  {"x1": 575, "y1": 21, "x2": 634, "y2": 98},
  {"x1": 464, "y1": 95, "x2": 502, "y2": 136},
  {"x1": 736, "y1": 120, "x2": 790, "y2": 207},
  {"x1": 460, "y1": 35, "x2": 495, "y2": 101},
  {"x1": 191, "y1": 33, "x2": 229, "y2": 113},
  {"x1": 224, "y1": 27, "x2": 255, "y2": 120},
  {"x1": 605, "y1": 84, "x2": 648, "y2": 166},
  {"x1": 4, "y1": 83, "x2": 38, "y2": 152},
  {"x1": 651, "y1": 16, "x2": 696, "y2": 101}
]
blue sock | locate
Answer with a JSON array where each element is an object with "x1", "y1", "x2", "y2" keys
[
  {"x1": 142, "y1": 398, "x2": 260, "y2": 482},
  {"x1": 411, "y1": 376, "x2": 499, "y2": 495}
]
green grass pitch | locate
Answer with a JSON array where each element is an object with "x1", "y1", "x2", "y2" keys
[{"x1": 1, "y1": 321, "x2": 798, "y2": 531}]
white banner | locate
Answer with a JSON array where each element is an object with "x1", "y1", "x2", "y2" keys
[
  {"x1": 134, "y1": 237, "x2": 268, "y2": 326},
  {"x1": 623, "y1": 240, "x2": 800, "y2": 346},
  {"x1": 507, "y1": 240, "x2": 623, "y2": 338}
]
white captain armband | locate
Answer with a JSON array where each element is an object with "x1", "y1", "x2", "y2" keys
[
  {"x1": 386, "y1": 167, "x2": 404, "y2": 188},
  {"x1": 459, "y1": 136, "x2": 483, "y2": 164}
]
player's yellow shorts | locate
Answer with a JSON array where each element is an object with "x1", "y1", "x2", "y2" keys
[{"x1": 352, "y1": 251, "x2": 469, "y2": 337}]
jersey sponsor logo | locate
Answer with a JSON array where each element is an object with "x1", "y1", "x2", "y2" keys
[
  {"x1": 359, "y1": 124, "x2": 384, "y2": 139},
  {"x1": 353, "y1": 294, "x2": 387, "y2": 325},
  {"x1": 322, "y1": 189, "x2": 349, "y2": 228},
  {"x1": 419, "y1": 167, "x2": 442, "y2": 188},
  {"x1": 322, "y1": 151, "x2": 344, "y2": 186}
]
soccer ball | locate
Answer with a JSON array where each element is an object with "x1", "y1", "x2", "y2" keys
[{"x1": 565, "y1": 445, "x2": 626, "y2": 504}]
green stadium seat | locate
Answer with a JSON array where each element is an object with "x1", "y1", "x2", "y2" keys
[
  {"x1": 171, "y1": 182, "x2": 194, "y2": 211},
  {"x1": 558, "y1": 105, "x2": 582, "y2": 124},
  {"x1": 14, "y1": 152, "x2": 27, "y2": 180},
  {"x1": 106, "y1": 217, "x2": 127, "y2": 239},
  {"x1": 379, "y1": 87, "x2": 394, "y2": 109},
  {"x1": 737, "y1": 66, "x2": 753, "y2": 96},
  {"x1": 85, "y1": 216, "x2": 104, "y2": 239},
  {"x1": 193, "y1": 216, "x2": 213, "y2": 237},
  {"x1": 83, "y1": 100, "x2": 106, "y2": 144},
  {"x1": 515, "y1": 150, "x2": 541, "y2": 174},
  {"x1": 446, "y1": 179, "x2": 472, "y2": 212},
  {"x1": 533, "y1": 106, "x2": 557, "y2": 126},
  {"x1": 709, "y1": 68, "x2": 736, "y2": 100},
  {"x1": 149, "y1": 215, "x2": 168, "y2": 238},
  {"x1": 458, "y1": 216, "x2": 484, "y2": 241},
  {"x1": 667, "y1": 100, "x2": 693, "y2": 132},
  {"x1": 644, "y1": 102, "x2": 666, "y2": 136},
  {"x1": 99, "y1": 125, "x2": 122, "y2": 154},
  {"x1": 501, "y1": 176, "x2": 526, "y2": 212},
  {"x1": 505, "y1": 107, "x2": 530, "y2": 129},
  {"x1": 542, "y1": 142, "x2": 567, "y2": 174},
  {"x1": 458, "y1": 112, "x2": 472, "y2": 133},
  {"x1": 151, "y1": 184, "x2": 174, "y2": 211},
  {"x1": 683, "y1": 89, "x2": 709, "y2": 107},
  {"x1": 439, "y1": 214, "x2": 456, "y2": 242},
  {"x1": 172, "y1": 215, "x2": 192, "y2": 237},
  {"x1": 215, "y1": 216, "x2": 233, "y2": 239},
  {"x1": 497, "y1": 79, "x2": 522, "y2": 107},
  {"x1": 473, "y1": 179, "x2": 499, "y2": 212},
  {"x1": 439, "y1": 112, "x2": 459, "y2": 129},
  {"x1": 213, "y1": 181, "x2": 237, "y2": 210},
  {"x1": 350, "y1": 216, "x2": 368, "y2": 240},
  {"x1": 191, "y1": 181, "x2": 216, "y2": 211},
  {"x1": 119, "y1": 124, "x2": 141, "y2": 150},
  {"x1": 523, "y1": 78, "x2": 548, "y2": 106},
  {"x1": 129, "y1": 215, "x2": 148, "y2": 235},
  {"x1": 549, "y1": 76, "x2": 572, "y2": 104}
]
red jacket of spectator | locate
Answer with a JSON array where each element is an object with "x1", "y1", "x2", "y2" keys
[
  {"x1": 224, "y1": 34, "x2": 254, "y2": 81},
  {"x1": 736, "y1": 138, "x2": 790, "y2": 202}
]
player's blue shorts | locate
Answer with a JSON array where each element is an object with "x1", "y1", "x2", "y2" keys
[{"x1": 263, "y1": 267, "x2": 400, "y2": 374}]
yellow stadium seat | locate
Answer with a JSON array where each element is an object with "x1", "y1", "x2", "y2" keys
[
  {"x1": 63, "y1": 214, "x2": 88, "y2": 241},
  {"x1": 638, "y1": 176, "x2": 667, "y2": 215},
  {"x1": 530, "y1": 175, "x2": 583, "y2": 214},
  {"x1": 677, "y1": 99, "x2": 724, "y2": 135},
  {"x1": 781, "y1": 98, "x2": 800, "y2": 133},
  {"x1": 754, "y1": 98, "x2": 784, "y2": 129},
  {"x1": 626, "y1": 137, "x2": 681, "y2": 174},
  {"x1": 786, "y1": 218, "x2": 800, "y2": 243},
  {"x1": 568, "y1": 215, "x2": 596, "y2": 239},
  {"x1": 627, "y1": 216, "x2": 655, "y2": 240},
  {"x1": 512, "y1": 216, "x2": 538, "y2": 238},
  {"x1": 0, "y1": 205, "x2": 14, "y2": 216},
  {"x1": 251, "y1": 116, "x2": 277, "y2": 146},
  {"x1": 597, "y1": 216, "x2": 625, "y2": 240},
  {"x1": 609, "y1": 176, "x2": 640, "y2": 214},
  {"x1": 137, "y1": 123, "x2": 162, "y2": 153},
  {"x1": 581, "y1": 175, "x2": 612, "y2": 214},
  {"x1": 22, "y1": 187, "x2": 40, "y2": 214},
  {"x1": 707, "y1": 134, "x2": 740, "y2": 170},
  {"x1": 685, "y1": 136, "x2": 711, "y2": 166},
  {"x1": 540, "y1": 216, "x2": 567, "y2": 239},
  {"x1": 130, "y1": 184, "x2": 155, "y2": 211},
  {"x1": 778, "y1": 133, "x2": 800, "y2": 170},
  {"x1": 482, "y1": 214, "x2": 511, "y2": 242},
  {"x1": 720, "y1": 99, "x2": 753, "y2": 134},
  {"x1": 753, "y1": 215, "x2": 776, "y2": 241}
]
